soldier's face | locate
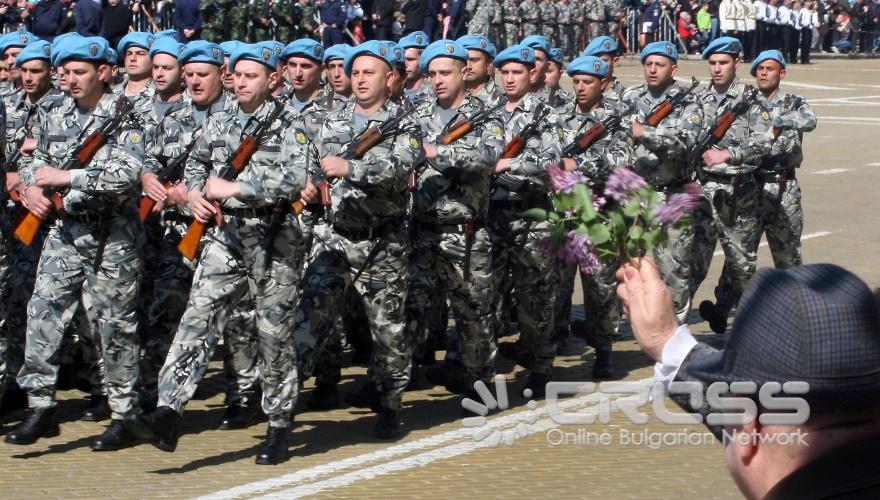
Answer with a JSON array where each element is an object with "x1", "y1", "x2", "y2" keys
[
  {"x1": 545, "y1": 61, "x2": 562, "y2": 88},
  {"x1": 642, "y1": 55, "x2": 677, "y2": 91},
  {"x1": 223, "y1": 56, "x2": 234, "y2": 90},
  {"x1": 427, "y1": 58, "x2": 466, "y2": 102},
  {"x1": 185, "y1": 62, "x2": 224, "y2": 106},
  {"x1": 233, "y1": 60, "x2": 277, "y2": 109},
  {"x1": 19, "y1": 60, "x2": 51, "y2": 97},
  {"x1": 286, "y1": 56, "x2": 323, "y2": 91},
  {"x1": 0, "y1": 60, "x2": 8, "y2": 83},
  {"x1": 708, "y1": 54, "x2": 738, "y2": 89},
  {"x1": 403, "y1": 48, "x2": 422, "y2": 83},
  {"x1": 464, "y1": 50, "x2": 491, "y2": 83},
  {"x1": 533, "y1": 50, "x2": 548, "y2": 84},
  {"x1": 500, "y1": 62, "x2": 535, "y2": 100},
  {"x1": 125, "y1": 47, "x2": 152, "y2": 79},
  {"x1": 598, "y1": 53, "x2": 618, "y2": 76},
  {"x1": 350, "y1": 57, "x2": 392, "y2": 106},
  {"x1": 325, "y1": 59, "x2": 351, "y2": 95},
  {"x1": 4, "y1": 47, "x2": 21, "y2": 81},
  {"x1": 754, "y1": 61, "x2": 785, "y2": 92},
  {"x1": 572, "y1": 74, "x2": 607, "y2": 107},
  {"x1": 55, "y1": 66, "x2": 68, "y2": 92},
  {"x1": 63, "y1": 61, "x2": 108, "y2": 101},
  {"x1": 152, "y1": 54, "x2": 182, "y2": 94}
]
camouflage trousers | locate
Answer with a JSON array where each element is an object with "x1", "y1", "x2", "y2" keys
[
  {"x1": 503, "y1": 23, "x2": 520, "y2": 49},
  {"x1": 541, "y1": 24, "x2": 556, "y2": 44},
  {"x1": 18, "y1": 215, "x2": 143, "y2": 420},
  {"x1": 554, "y1": 261, "x2": 620, "y2": 350},
  {"x1": 0, "y1": 208, "x2": 11, "y2": 395},
  {"x1": 293, "y1": 223, "x2": 410, "y2": 411},
  {"x1": 587, "y1": 21, "x2": 608, "y2": 38},
  {"x1": 653, "y1": 189, "x2": 697, "y2": 322},
  {"x1": 158, "y1": 213, "x2": 303, "y2": 428},
  {"x1": 406, "y1": 223, "x2": 495, "y2": 383},
  {"x1": 756, "y1": 175, "x2": 803, "y2": 269},
  {"x1": 488, "y1": 204, "x2": 558, "y2": 375},
  {"x1": 522, "y1": 23, "x2": 539, "y2": 38},
  {"x1": 228, "y1": 4, "x2": 251, "y2": 41},
  {"x1": 690, "y1": 175, "x2": 760, "y2": 311},
  {"x1": 558, "y1": 25, "x2": 576, "y2": 58}
]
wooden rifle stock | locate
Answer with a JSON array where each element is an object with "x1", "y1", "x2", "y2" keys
[
  {"x1": 645, "y1": 101, "x2": 672, "y2": 127},
  {"x1": 501, "y1": 136, "x2": 525, "y2": 159},
  {"x1": 138, "y1": 181, "x2": 174, "y2": 223},
  {"x1": 440, "y1": 121, "x2": 472, "y2": 145},
  {"x1": 562, "y1": 122, "x2": 607, "y2": 157}
]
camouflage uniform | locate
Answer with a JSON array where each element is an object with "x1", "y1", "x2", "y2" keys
[
  {"x1": 290, "y1": 99, "x2": 417, "y2": 412},
  {"x1": 557, "y1": 0, "x2": 576, "y2": 58},
  {"x1": 691, "y1": 78, "x2": 773, "y2": 313},
  {"x1": 471, "y1": 78, "x2": 504, "y2": 106},
  {"x1": 754, "y1": 88, "x2": 815, "y2": 269},
  {"x1": 250, "y1": 0, "x2": 276, "y2": 41},
  {"x1": 585, "y1": 0, "x2": 608, "y2": 38},
  {"x1": 606, "y1": 77, "x2": 625, "y2": 102},
  {"x1": 622, "y1": 80, "x2": 704, "y2": 321},
  {"x1": 157, "y1": 97, "x2": 306, "y2": 429},
  {"x1": 468, "y1": 0, "x2": 493, "y2": 36},
  {"x1": 538, "y1": 0, "x2": 558, "y2": 44},
  {"x1": 200, "y1": 0, "x2": 233, "y2": 42},
  {"x1": 0, "y1": 88, "x2": 65, "y2": 398},
  {"x1": 229, "y1": 0, "x2": 252, "y2": 41},
  {"x1": 501, "y1": 0, "x2": 522, "y2": 49},
  {"x1": 519, "y1": 0, "x2": 540, "y2": 39},
  {"x1": 17, "y1": 91, "x2": 145, "y2": 421},
  {"x1": 489, "y1": 94, "x2": 562, "y2": 377},
  {"x1": 549, "y1": 87, "x2": 575, "y2": 108},
  {"x1": 272, "y1": 0, "x2": 297, "y2": 42},
  {"x1": 0, "y1": 99, "x2": 9, "y2": 397},
  {"x1": 572, "y1": 0, "x2": 586, "y2": 52},
  {"x1": 407, "y1": 94, "x2": 505, "y2": 386},
  {"x1": 554, "y1": 98, "x2": 632, "y2": 348},
  {"x1": 605, "y1": 0, "x2": 623, "y2": 36},
  {"x1": 292, "y1": 0, "x2": 319, "y2": 40},
  {"x1": 489, "y1": 0, "x2": 505, "y2": 48}
]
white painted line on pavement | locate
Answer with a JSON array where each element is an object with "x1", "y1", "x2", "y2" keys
[
  {"x1": 817, "y1": 115, "x2": 880, "y2": 121},
  {"x1": 713, "y1": 231, "x2": 834, "y2": 256},
  {"x1": 809, "y1": 95, "x2": 880, "y2": 102},
  {"x1": 813, "y1": 168, "x2": 853, "y2": 175},
  {"x1": 866, "y1": 162, "x2": 880, "y2": 166},
  {"x1": 202, "y1": 378, "x2": 652, "y2": 499}
]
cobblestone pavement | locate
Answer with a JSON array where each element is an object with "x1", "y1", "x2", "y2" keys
[{"x1": 1, "y1": 58, "x2": 879, "y2": 499}]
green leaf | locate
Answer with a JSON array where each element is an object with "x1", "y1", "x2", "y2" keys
[
  {"x1": 628, "y1": 225, "x2": 643, "y2": 240},
  {"x1": 550, "y1": 223, "x2": 566, "y2": 245},
  {"x1": 576, "y1": 223, "x2": 588, "y2": 236},
  {"x1": 522, "y1": 208, "x2": 548, "y2": 221},
  {"x1": 589, "y1": 222, "x2": 612, "y2": 244},
  {"x1": 608, "y1": 210, "x2": 626, "y2": 239},
  {"x1": 625, "y1": 239, "x2": 640, "y2": 258},
  {"x1": 547, "y1": 211, "x2": 560, "y2": 222},
  {"x1": 623, "y1": 201, "x2": 641, "y2": 218}
]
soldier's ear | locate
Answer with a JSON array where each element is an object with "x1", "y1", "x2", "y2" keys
[
  {"x1": 599, "y1": 77, "x2": 610, "y2": 92},
  {"x1": 670, "y1": 63, "x2": 678, "y2": 77},
  {"x1": 779, "y1": 68, "x2": 786, "y2": 80}
]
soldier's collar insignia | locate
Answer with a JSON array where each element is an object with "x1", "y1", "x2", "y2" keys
[
  {"x1": 445, "y1": 43, "x2": 455, "y2": 54},
  {"x1": 295, "y1": 131, "x2": 307, "y2": 144},
  {"x1": 129, "y1": 131, "x2": 143, "y2": 144},
  {"x1": 761, "y1": 111, "x2": 770, "y2": 120},
  {"x1": 409, "y1": 136, "x2": 420, "y2": 150}
]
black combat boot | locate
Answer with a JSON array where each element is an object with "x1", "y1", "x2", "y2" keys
[
  {"x1": 699, "y1": 300, "x2": 729, "y2": 334},
  {"x1": 90, "y1": 419, "x2": 138, "y2": 451},
  {"x1": 81, "y1": 395, "x2": 111, "y2": 422},
  {"x1": 4, "y1": 407, "x2": 59, "y2": 445},
  {"x1": 123, "y1": 406, "x2": 181, "y2": 452},
  {"x1": 0, "y1": 382, "x2": 27, "y2": 417},
  {"x1": 344, "y1": 382, "x2": 381, "y2": 412},
  {"x1": 424, "y1": 361, "x2": 468, "y2": 394},
  {"x1": 374, "y1": 407, "x2": 404, "y2": 440},
  {"x1": 592, "y1": 348, "x2": 614, "y2": 380},
  {"x1": 497, "y1": 342, "x2": 533, "y2": 370},
  {"x1": 523, "y1": 371, "x2": 552, "y2": 399},
  {"x1": 255, "y1": 426, "x2": 290, "y2": 465},
  {"x1": 219, "y1": 404, "x2": 260, "y2": 430},
  {"x1": 306, "y1": 383, "x2": 340, "y2": 411}
]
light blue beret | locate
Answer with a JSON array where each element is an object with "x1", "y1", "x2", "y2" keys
[
  {"x1": 229, "y1": 42, "x2": 279, "y2": 71},
  {"x1": 107, "y1": 47, "x2": 118, "y2": 65},
  {"x1": 344, "y1": 39, "x2": 398, "y2": 76},
  {"x1": 419, "y1": 39, "x2": 468, "y2": 75},
  {"x1": 50, "y1": 32, "x2": 81, "y2": 66},
  {"x1": 457, "y1": 34, "x2": 497, "y2": 58},
  {"x1": 565, "y1": 55, "x2": 608, "y2": 78},
  {"x1": 520, "y1": 35, "x2": 550, "y2": 55},
  {"x1": 219, "y1": 41, "x2": 241, "y2": 57},
  {"x1": 640, "y1": 40, "x2": 678, "y2": 64},
  {"x1": 0, "y1": 31, "x2": 38, "y2": 55},
  {"x1": 179, "y1": 40, "x2": 225, "y2": 66},
  {"x1": 702, "y1": 36, "x2": 742, "y2": 59},
  {"x1": 54, "y1": 36, "x2": 110, "y2": 65},
  {"x1": 582, "y1": 35, "x2": 618, "y2": 56},
  {"x1": 398, "y1": 31, "x2": 430, "y2": 50},
  {"x1": 549, "y1": 47, "x2": 564, "y2": 65},
  {"x1": 15, "y1": 40, "x2": 51, "y2": 66},
  {"x1": 493, "y1": 44, "x2": 535, "y2": 67},
  {"x1": 155, "y1": 29, "x2": 180, "y2": 41},
  {"x1": 322, "y1": 43, "x2": 351, "y2": 63},
  {"x1": 118, "y1": 32, "x2": 155, "y2": 54},
  {"x1": 258, "y1": 40, "x2": 285, "y2": 62},
  {"x1": 281, "y1": 38, "x2": 324, "y2": 62},
  {"x1": 387, "y1": 42, "x2": 404, "y2": 67},
  {"x1": 750, "y1": 49, "x2": 786, "y2": 75},
  {"x1": 150, "y1": 36, "x2": 184, "y2": 59}
]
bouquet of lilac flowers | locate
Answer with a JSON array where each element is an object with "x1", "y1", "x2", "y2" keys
[{"x1": 528, "y1": 165, "x2": 703, "y2": 274}]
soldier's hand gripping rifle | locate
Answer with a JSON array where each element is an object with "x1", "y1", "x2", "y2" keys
[
  {"x1": 691, "y1": 86, "x2": 760, "y2": 181},
  {"x1": 772, "y1": 95, "x2": 803, "y2": 204},
  {"x1": 177, "y1": 101, "x2": 284, "y2": 261},
  {"x1": 138, "y1": 126, "x2": 204, "y2": 223},
  {"x1": 644, "y1": 77, "x2": 699, "y2": 127},
  {"x1": 292, "y1": 103, "x2": 419, "y2": 215},
  {"x1": 494, "y1": 103, "x2": 550, "y2": 192},
  {"x1": 4, "y1": 104, "x2": 40, "y2": 204},
  {"x1": 14, "y1": 96, "x2": 135, "y2": 246},
  {"x1": 561, "y1": 101, "x2": 636, "y2": 158}
]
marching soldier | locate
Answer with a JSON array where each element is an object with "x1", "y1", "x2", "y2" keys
[
  {"x1": 7, "y1": 37, "x2": 145, "y2": 450},
  {"x1": 200, "y1": 0, "x2": 233, "y2": 42},
  {"x1": 521, "y1": 35, "x2": 552, "y2": 100},
  {"x1": 546, "y1": 48, "x2": 574, "y2": 107},
  {"x1": 458, "y1": 35, "x2": 502, "y2": 105},
  {"x1": 621, "y1": 41, "x2": 704, "y2": 323},
  {"x1": 691, "y1": 37, "x2": 773, "y2": 334},
  {"x1": 557, "y1": 0, "x2": 576, "y2": 58},
  {"x1": 751, "y1": 50, "x2": 815, "y2": 268},
  {"x1": 501, "y1": 0, "x2": 521, "y2": 50},
  {"x1": 581, "y1": 36, "x2": 625, "y2": 101},
  {"x1": 398, "y1": 32, "x2": 434, "y2": 103},
  {"x1": 324, "y1": 43, "x2": 353, "y2": 103},
  {"x1": 490, "y1": 45, "x2": 562, "y2": 397},
  {"x1": 585, "y1": 0, "x2": 609, "y2": 38},
  {"x1": 126, "y1": 43, "x2": 306, "y2": 465},
  {"x1": 1, "y1": 31, "x2": 38, "y2": 109},
  {"x1": 288, "y1": 40, "x2": 419, "y2": 439},
  {"x1": 0, "y1": 40, "x2": 65, "y2": 418},
  {"x1": 555, "y1": 55, "x2": 633, "y2": 378},
  {"x1": 519, "y1": 0, "x2": 540, "y2": 41},
  {"x1": 115, "y1": 32, "x2": 156, "y2": 102},
  {"x1": 538, "y1": 0, "x2": 558, "y2": 45},
  {"x1": 408, "y1": 39, "x2": 505, "y2": 399}
]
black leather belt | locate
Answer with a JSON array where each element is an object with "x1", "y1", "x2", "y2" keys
[
  {"x1": 703, "y1": 172, "x2": 751, "y2": 184},
  {"x1": 65, "y1": 211, "x2": 131, "y2": 224},
  {"x1": 333, "y1": 221, "x2": 398, "y2": 241},
  {"x1": 223, "y1": 206, "x2": 276, "y2": 218}
]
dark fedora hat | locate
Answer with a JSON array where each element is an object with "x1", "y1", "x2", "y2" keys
[{"x1": 687, "y1": 264, "x2": 880, "y2": 412}]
